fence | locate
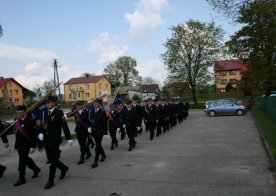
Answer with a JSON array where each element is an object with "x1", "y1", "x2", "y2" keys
[{"x1": 259, "y1": 96, "x2": 276, "y2": 122}]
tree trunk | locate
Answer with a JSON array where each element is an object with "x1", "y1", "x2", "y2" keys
[{"x1": 191, "y1": 85, "x2": 198, "y2": 105}]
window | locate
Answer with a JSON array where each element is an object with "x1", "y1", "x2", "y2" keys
[
  {"x1": 73, "y1": 93, "x2": 77, "y2": 99},
  {"x1": 230, "y1": 79, "x2": 237, "y2": 84},
  {"x1": 223, "y1": 100, "x2": 233, "y2": 106},
  {"x1": 213, "y1": 101, "x2": 222, "y2": 106},
  {"x1": 69, "y1": 85, "x2": 73, "y2": 90},
  {"x1": 85, "y1": 93, "x2": 90, "y2": 98},
  {"x1": 69, "y1": 94, "x2": 72, "y2": 99},
  {"x1": 219, "y1": 71, "x2": 227, "y2": 76},
  {"x1": 220, "y1": 79, "x2": 227, "y2": 85},
  {"x1": 14, "y1": 89, "x2": 19, "y2": 94},
  {"x1": 85, "y1": 83, "x2": 90, "y2": 89},
  {"x1": 78, "y1": 93, "x2": 81, "y2": 98},
  {"x1": 15, "y1": 98, "x2": 19, "y2": 103},
  {"x1": 106, "y1": 84, "x2": 108, "y2": 89},
  {"x1": 229, "y1": 70, "x2": 236, "y2": 75}
]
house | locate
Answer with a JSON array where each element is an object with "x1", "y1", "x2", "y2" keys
[
  {"x1": 115, "y1": 84, "x2": 161, "y2": 101},
  {"x1": 64, "y1": 75, "x2": 112, "y2": 103},
  {"x1": 214, "y1": 59, "x2": 248, "y2": 92},
  {"x1": 0, "y1": 76, "x2": 30, "y2": 106}
]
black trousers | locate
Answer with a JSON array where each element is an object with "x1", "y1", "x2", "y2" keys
[
  {"x1": 45, "y1": 144, "x2": 68, "y2": 181},
  {"x1": 109, "y1": 127, "x2": 118, "y2": 146},
  {"x1": 126, "y1": 126, "x2": 136, "y2": 147},
  {"x1": 119, "y1": 125, "x2": 126, "y2": 139},
  {"x1": 17, "y1": 146, "x2": 39, "y2": 179},
  {"x1": 0, "y1": 164, "x2": 6, "y2": 173},
  {"x1": 156, "y1": 119, "x2": 165, "y2": 135},
  {"x1": 92, "y1": 133, "x2": 106, "y2": 162},
  {"x1": 148, "y1": 122, "x2": 155, "y2": 140},
  {"x1": 76, "y1": 132, "x2": 91, "y2": 160}
]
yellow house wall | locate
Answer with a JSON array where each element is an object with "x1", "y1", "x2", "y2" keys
[
  {"x1": 0, "y1": 80, "x2": 24, "y2": 105},
  {"x1": 64, "y1": 77, "x2": 111, "y2": 103},
  {"x1": 215, "y1": 70, "x2": 242, "y2": 90}
]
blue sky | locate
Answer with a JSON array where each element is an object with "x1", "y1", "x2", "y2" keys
[{"x1": 0, "y1": 0, "x2": 241, "y2": 90}]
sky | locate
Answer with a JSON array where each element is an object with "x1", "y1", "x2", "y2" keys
[{"x1": 0, "y1": 0, "x2": 241, "y2": 91}]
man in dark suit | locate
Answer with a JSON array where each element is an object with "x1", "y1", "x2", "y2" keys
[
  {"x1": 107, "y1": 104, "x2": 119, "y2": 150},
  {"x1": 88, "y1": 99, "x2": 107, "y2": 168},
  {"x1": 155, "y1": 99, "x2": 165, "y2": 137},
  {"x1": 67, "y1": 100, "x2": 91, "y2": 164},
  {"x1": 13, "y1": 106, "x2": 41, "y2": 186},
  {"x1": 0, "y1": 119, "x2": 9, "y2": 178},
  {"x1": 116, "y1": 102, "x2": 127, "y2": 140},
  {"x1": 133, "y1": 100, "x2": 143, "y2": 135},
  {"x1": 143, "y1": 98, "x2": 156, "y2": 140},
  {"x1": 125, "y1": 101, "x2": 137, "y2": 151},
  {"x1": 39, "y1": 96, "x2": 73, "y2": 189}
]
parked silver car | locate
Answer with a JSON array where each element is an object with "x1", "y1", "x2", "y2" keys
[
  {"x1": 206, "y1": 99, "x2": 247, "y2": 117},
  {"x1": 204, "y1": 100, "x2": 214, "y2": 113}
]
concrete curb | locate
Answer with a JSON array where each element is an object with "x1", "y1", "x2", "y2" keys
[{"x1": 250, "y1": 110, "x2": 276, "y2": 172}]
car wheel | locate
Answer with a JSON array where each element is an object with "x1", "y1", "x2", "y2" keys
[
  {"x1": 236, "y1": 109, "x2": 243, "y2": 116},
  {"x1": 209, "y1": 111, "x2": 216, "y2": 117}
]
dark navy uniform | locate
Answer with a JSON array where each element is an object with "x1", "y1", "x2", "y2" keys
[
  {"x1": 42, "y1": 96, "x2": 72, "y2": 189},
  {"x1": 0, "y1": 120, "x2": 8, "y2": 178},
  {"x1": 107, "y1": 105, "x2": 119, "y2": 150},
  {"x1": 88, "y1": 102, "x2": 107, "y2": 168},
  {"x1": 125, "y1": 102, "x2": 137, "y2": 151},
  {"x1": 143, "y1": 101, "x2": 156, "y2": 140},
  {"x1": 13, "y1": 106, "x2": 40, "y2": 186}
]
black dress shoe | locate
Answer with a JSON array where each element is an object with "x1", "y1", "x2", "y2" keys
[
  {"x1": 115, "y1": 142, "x2": 118, "y2": 147},
  {"x1": 91, "y1": 162, "x2": 98, "y2": 168},
  {"x1": 0, "y1": 166, "x2": 7, "y2": 178},
  {"x1": 85, "y1": 153, "x2": 91, "y2": 160},
  {"x1": 13, "y1": 179, "x2": 26, "y2": 186},
  {"x1": 128, "y1": 146, "x2": 133, "y2": 151},
  {"x1": 100, "y1": 156, "x2": 106, "y2": 162},
  {"x1": 133, "y1": 142, "x2": 136, "y2": 148},
  {"x1": 32, "y1": 168, "x2": 41, "y2": 178},
  {"x1": 44, "y1": 181, "x2": 54, "y2": 189},
  {"x1": 59, "y1": 167, "x2": 69, "y2": 180},
  {"x1": 111, "y1": 146, "x2": 114, "y2": 150},
  {"x1": 77, "y1": 159, "x2": 84, "y2": 164}
]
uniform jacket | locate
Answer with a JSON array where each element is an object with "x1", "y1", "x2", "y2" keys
[
  {"x1": 88, "y1": 108, "x2": 107, "y2": 135},
  {"x1": 14, "y1": 115, "x2": 36, "y2": 149},
  {"x1": 42, "y1": 108, "x2": 72, "y2": 146}
]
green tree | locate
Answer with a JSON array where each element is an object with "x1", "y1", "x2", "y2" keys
[
  {"x1": 206, "y1": 0, "x2": 253, "y2": 22},
  {"x1": 162, "y1": 19, "x2": 224, "y2": 105},
  {"x1": 226, "y1": 0, "x2": 276, "y2": 95},
  {"x1": 103, "y1": 56, "x2": 140, "y2": 86},
  {"x1": 226, "y1": 82, "x2": 234, "y2": 92},
  {"x1": 103, "y1": 63, "x2": 122, "y2": 86},
  {"x1": 32, "y1": 80, "x2": 55, "y2": 97},
  {"x1": 0, "y1": 25, "x2": 3, "y2": 37}
]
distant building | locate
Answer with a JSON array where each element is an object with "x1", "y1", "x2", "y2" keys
[
  {"x1": 214, "y1": 59, "x2": 248, "y2": 92},
  {"x1": 64, "y1": 75, "x2": 112, "y2": 103},
  {"x1": 0, "y1": 76, "x2": 30, "y2": 106},
  {"x1": 167, "y1": 82, "x2": 190, "y2": 97},
  {"x1": 114, "y1": 84, "x2": 161, "y2": 101}
]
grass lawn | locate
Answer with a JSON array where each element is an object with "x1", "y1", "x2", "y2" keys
[{"x1": 251, "y1": 107, "x2": 276, "y2": 161}]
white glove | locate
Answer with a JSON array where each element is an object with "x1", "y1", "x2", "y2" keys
[
  {"x1": 67, "y1": 139, "x2": 73, "y2": 146},
  {"x1": 29, "y1": 148, "x2": 35, "y2": 154},
  {"x1": 123, "y1": 124, "x2": 126, "y2": 129},
  {"x1": 64, "y1": 113, "x2": 68, "y2": 119},
  {"x1": 116, "y1": 128, "x2": 121, "y2": 132},
  {"x1": 38, "y1": 133, "x2": 44, "y2": 141},
  {"x1": 4, "y1": 142, "x2": 9, "y2": 148},
  {"x1": 88, "y1": 127, "x2": 92, "y2": 133},
  {"x1": 137, "y1": 127, "x2": 141, "y2": 131}
]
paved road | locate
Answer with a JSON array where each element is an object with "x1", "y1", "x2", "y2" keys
[{"x1": 0, "y1": 110, "x2": 275, "y2": 196}]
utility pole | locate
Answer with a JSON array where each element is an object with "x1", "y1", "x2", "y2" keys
[{"x1": 53, "y1": 59, "x2": 61, "y2": 100}]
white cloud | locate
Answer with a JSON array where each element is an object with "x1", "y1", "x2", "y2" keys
[
  {"x1": 137, "y1": 59, "x2": 168, "y2": 86},
  {"x1": 88, "y1": 32, "x2": 128, "y2": 65},
  {"x1": 0, "y1": 43, "x2": 56, "y2": 63},
  {"x1": 124, "y1": 0, "x2": 169, "y2": 41},
  {"x1": 0, "y1": 43, "x2": 84, "y2": 91}
]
